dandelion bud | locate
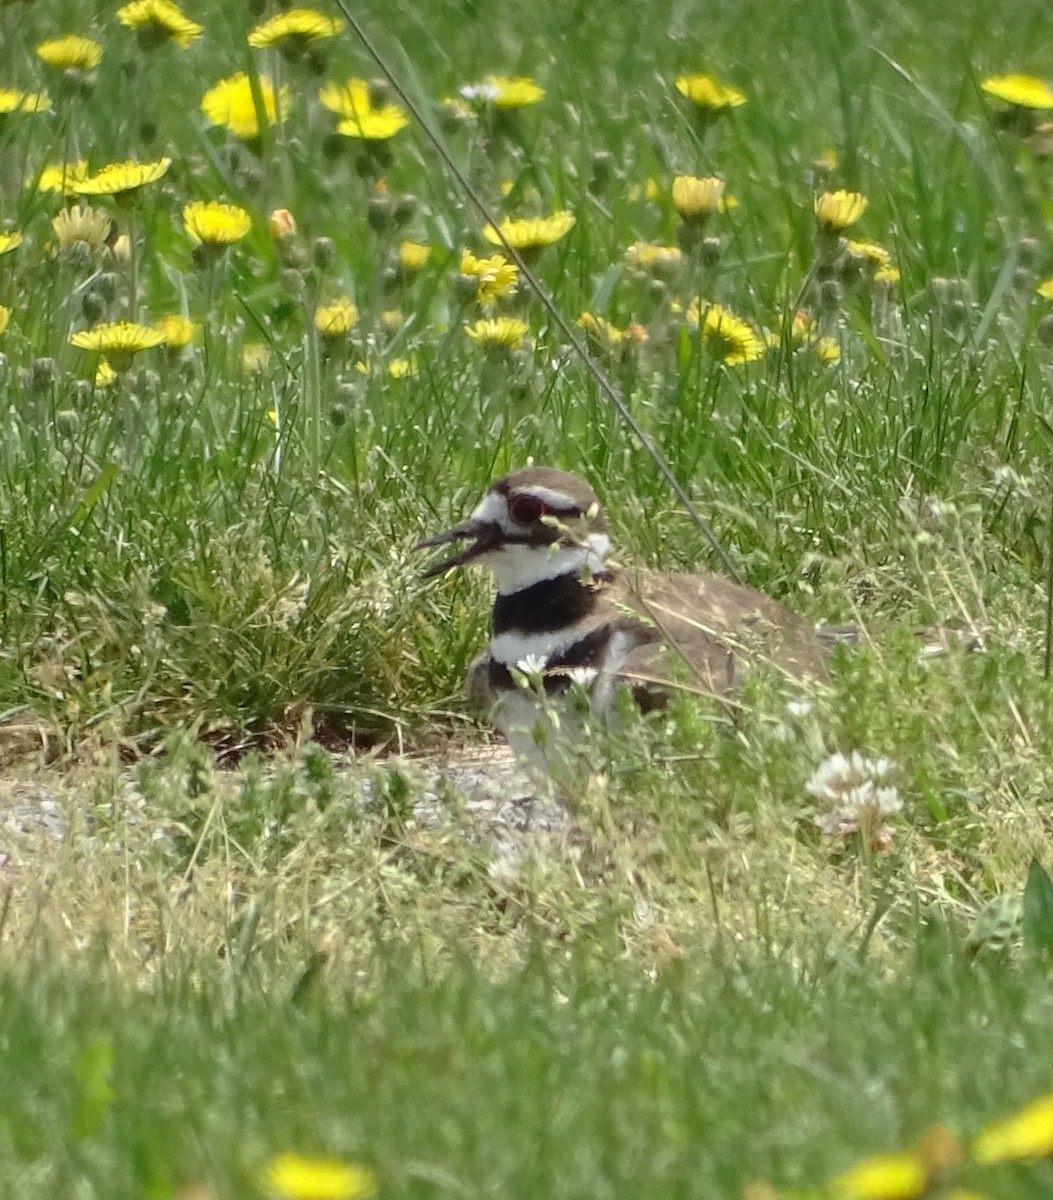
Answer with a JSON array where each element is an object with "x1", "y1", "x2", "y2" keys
[
  {"x1": 81, "y1": 291, "x2": 106, "y2": 323},
  {"x1": 70, "y1": 381, "x2": 93, "y2": 406},
  {"x1": 329, "y1": 402, "x2": 348, "y2": 427},
  {"x1": 268, "y1": 208, "x2": 297, "y2": 240},
  {"x1": 367, "y1": 191, "x2": 395, "y2": 231},
  {"x1": 589, "y1": 150, "x2": 614, "y2": 193},
  {"x1": 55, "y1": 409, "x2": 80, "y2": 436},
  {"x1": 305, "y1": 46, "x2": 329, "y2": 76},
  {"x1": 312, "y1": 236, "x2": 336, "y2": 269},
  {"x1": 279, "y1": 267, "x2": 307, "y2": 300},
  {"x1": 699, "y1": 236, "x2": 723, "y2": 266},
  {"x1": 818, "y1": 279, "x2": 843, "y2": 313},
  {"x1": 1017, "y1": 237, "x2": 1040, "y2": 268},
  {"x1": 322, "y1": 132, "x2": 346, "y2": 161},
  {"x1": 96, "y1": 272, "x2": 120, "y2": 301},
  {"x1": 30, "y1": 357, "x2": 57, "y2": 392},
  {"x1": 368, "y1": 79, "x2": 393, "y2": 107},
  {"x1": 1036, "y1": 314, "x2": 1053, "y2": 347},
  {"x1": 392, "y1": 193, "x2": 417, "y2": 227}
]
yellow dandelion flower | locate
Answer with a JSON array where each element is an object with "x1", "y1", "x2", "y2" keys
[
  {"x1": 459, "y1": 75, "x2": 544, "y2": 109},
  {"x1": 261, "y1": 1153, "x2": 376, "y2": 1200},
  {"x1": 52, "y1": 205, "x2": 111, "y2": 250},
  {"x1": 36, "y1": 35, "x2": 104, "y2": 71},
  {"x1": 0, "y1": 88, "x2": 50, "y2": 114},
  {"x1": 458, "y1": 250, "x2": 519, "y2": 305},
  {"x1": 386, "y1": 355, "x2": 418, "y2": 378},
  {"x1": 577, "y1": 312, "x2": 623, "y2": 344},
  {"x1": 815, "y1": 147, "x2": 840, "y2": 171},
  {"x1": 972, "y1": 1092, "x2": 1053, "y2": 1163},
  {"x1": 1036, "y1": 277, "x2": 1053, "y2": 299},
  {"x1": 827, "y1": 1152, "x2": 927, "y2": 1200},
  {"x1": 94, "y1": 359, "x2": 118, "y2": 387},
  {"x1": 490, "y1": 76, "x2": 545, "y2": 108},
  {"x1": 465, "y1": 316, "x2": 529, "y2": 348},
  {"x1": 314, "y1": 296, "x2": 359, "y2": 336},
  {"x1": 183, "y1": 201, "x2": 252, "y2": 245},
  {"x1": 846, "y1": 240, "x2": 892, "y2": 270},
  {"x1": 201, "y1": 73, "x2": 291, "y2": 139},
  {"x1": 482, "y1": 211, "x2": 575, "y2": 251},
  {"x1": 154, "y1": 314, "x2": 196, "y2": 348},
  {"x1": 337, "y1": 108, "x2": 409, "y2": 140},
  {"x1": 71, "y1": 321, "x2": 165, "y2": 371},
  {"x1": 815, "y1": 336, "x2": 841, "y2": 363},
  {"x1": 318, "y1": 78, "x2": 371, "y2": 116},
  {"x1": 381, "y1": 309, "x2": 404, "y2": 330},
  {"x1": 624, "y1": 241, "x2": 683, "y2": 271},
  {"x1": 686, "y1": 300, "x2": 766, "y2": 365},
  {"x1": 248, "y1": 8, "x2": 344, "y2": 48},
  {"x1": 675, "y1": 74, "x2": 747, "y2": 110},
  {"x1": 672, "y1": 175, "x2": 726, "y2": 220},
  {"x1": 981, "y1": 74, "x2": 1053, "y2": 109},
  {"x1": 242, "y1": 343, "x2": 270, "y2": 374},
  {"x1": 36, "y1": 161, "x2": 91, "y2": 193},
  {"x1": 0, "y1": 306, "x2": 10, "y2": 336},
  {"x1": 398, "y1": 240, "x2": 430, "y2": 271},
  {"x1": 116, "y1": 0, "x2": 203, "y2": 48},
  {"x1": 815, "y1": 189, "x2": 868, "y2": 230},
  {"x1": 319, "y1": 78, "x2": 409, "y2": 138},
  {"x1": 874, "y1": 265, "x2": 900, "y2": 284},
  {"x1": 0, "y1": 231, "x2": 24, "y2": 255},
  {"x1": 622, "y1": 322, "x2": 649, "y2": 345},
  {"x1": 73, "y1": 158, "x2": 171, "y2": 197}
]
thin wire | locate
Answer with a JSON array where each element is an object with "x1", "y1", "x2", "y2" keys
[{"x1": 325, "y1": 0, "x2": 745, "y2": 584}]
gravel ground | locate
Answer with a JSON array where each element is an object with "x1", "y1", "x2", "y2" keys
[{"x1": 0, "y1": 742, "x2": 573, "y2": 880}]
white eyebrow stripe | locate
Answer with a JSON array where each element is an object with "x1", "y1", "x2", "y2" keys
[{"x1": 514, "y1": 485, "x2": 581, "y2": 509}]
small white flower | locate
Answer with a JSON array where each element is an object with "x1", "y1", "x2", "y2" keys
[
  {"x1": 786, "y1": 699, "x2": 813, "y2": 718},
  {"x1": 459, "y1": 82, "x2": 501, "y2": 103},
  {"x1": 564, "y1": 666, "x2": 598, "y2": 689},
  {"x1": 512, "y1": 653, "x2": 548, "y2": 688},
  {"x1": 806, "y1": 750, "x2": 902, "y2": 847}
]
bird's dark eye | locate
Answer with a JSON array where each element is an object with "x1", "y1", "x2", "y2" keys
[{"x1": 508, "y1": 494, "x2": 546, "y2": 525}]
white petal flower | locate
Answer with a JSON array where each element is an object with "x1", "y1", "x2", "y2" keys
[
  {"x1": 806, "y1": 750, "x2": 902, "y2": 847},
  {"x1": 512, "y1": 654, "x2": 549, "y2": 687}
]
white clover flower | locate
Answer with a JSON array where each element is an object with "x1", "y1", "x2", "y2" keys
[{"x1": 806, "y1": 750, "x2": 902, "y2": 848}]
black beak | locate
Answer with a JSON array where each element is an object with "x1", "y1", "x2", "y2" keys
[{"x1": 414, "y1": 519, "x2": 502, "y2": 579}]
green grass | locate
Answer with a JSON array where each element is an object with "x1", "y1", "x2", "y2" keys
[
  {"x1": 4, "y1": 940, "x2": 1053, "y2": 1199},
  {"x1": 3, "y1": 0, "x2": 1053, "y2": 1195},
  {"x1": 2, "y1": 0, "x2": 1052, "y2": 744}
]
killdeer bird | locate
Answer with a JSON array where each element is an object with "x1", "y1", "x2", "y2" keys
[{"x1": 416, "y1": 467, "x2": 827, "y2": 777}]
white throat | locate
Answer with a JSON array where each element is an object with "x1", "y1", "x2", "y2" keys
[{"x1": 487, "y1": 532, "x2": 610, "y2": 594}]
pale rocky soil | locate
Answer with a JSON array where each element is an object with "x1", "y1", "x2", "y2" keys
[{"x1": 0, "y1": 740, "x2": 572, "y2": 882}]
